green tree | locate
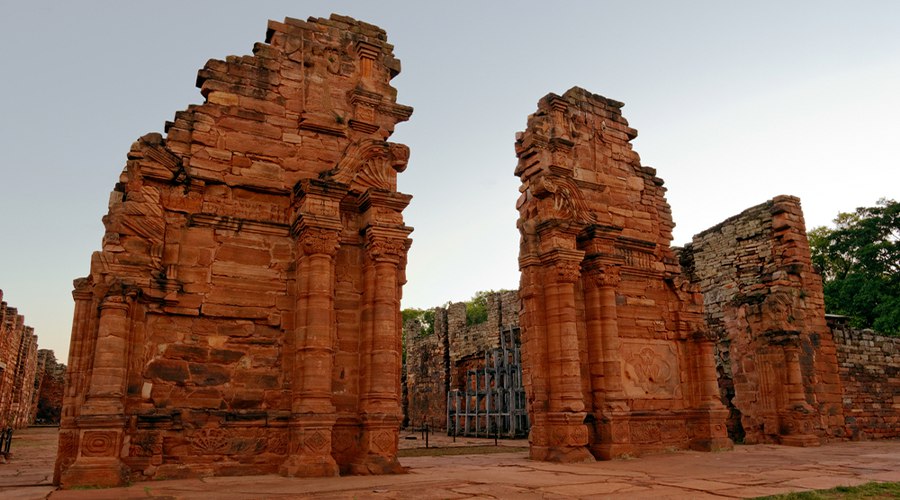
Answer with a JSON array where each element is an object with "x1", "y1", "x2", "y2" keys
[
  {"x1": 809, "y1": 198, "x2": 900, "y2": 335},
  {"x1": 401, "y1": 308, "x2": 435, "y2": 336}
]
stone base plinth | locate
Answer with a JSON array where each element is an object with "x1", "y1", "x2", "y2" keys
[
  {"x1": 780, "y1": 434, "x2": 821, "y2": 447},
  {"x1": 59, "y1": 457, "x2": 129, "y2": 488},
  {"x1": 348, "y1": 454, "x2": 405, "y2": 475},
  {"x1": 279, "y1": 454, "x2": 339, "y2": 477}
]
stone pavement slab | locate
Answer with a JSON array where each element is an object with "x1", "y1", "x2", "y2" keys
[{"x1": 1, "y1": 428, "x2": 898, "y2": 499}]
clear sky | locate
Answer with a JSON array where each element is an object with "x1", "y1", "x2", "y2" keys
[{"x1": 1, "y1": 1, "x2": 898, "y2": 362}]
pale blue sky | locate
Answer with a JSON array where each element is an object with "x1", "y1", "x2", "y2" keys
[{"x1": 1, "y1": 1, "x2": 898, "y2": 361}]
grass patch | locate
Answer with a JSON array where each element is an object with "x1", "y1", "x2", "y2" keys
[
  {"x1": 398, "y1": 446, "x2": 528, "y2": 457},
  {"x1": 753, "y1": 481, "x2": 900, "y2": 499}
]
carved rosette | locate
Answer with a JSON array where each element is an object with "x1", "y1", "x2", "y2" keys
[
  {"x1": 81, "y1": 430, "x2": 119, "y2": 457},
  {"x1": 365, "y1": 234, "x2": 408, "y2": 263},
  {"x1": 298, "y1": 227, "x2": 340, "y2": 257}
]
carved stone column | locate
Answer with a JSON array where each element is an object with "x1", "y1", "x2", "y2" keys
[
  {"x1": 778, "y1": 338, "x2": 820, "y2": 447},
  {"x1": 60, "y1": 292, "x2": 131, "y2": 488},
  {"x1": 55, "y1": 279, "x2": 96, "y2": 485},
  {"x1": 687, "y1": 331, "x2": 734, "y2": 452},
  {"x1": 539, "y1": 250, "x2": 592, "y2": 463},
  {"x1": 282, "y1": 225, "x2": 341, "y2": 477},
  {"x1": 351, "y1": 229, "x2": 407, "y2": 474},
  {"x1": 583, "y1": 265, "x2": 631, "y2": 459}
]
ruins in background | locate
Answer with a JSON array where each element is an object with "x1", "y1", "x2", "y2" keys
[
  {"x1": 57, "y1": 15, "x2": 413, "y2": 487},
  {"x1": 0, "y1": 289, "x2": 43, "y2": 429},
  {"x1": 679, "y1": 196, "x2": 899, "y2": 445},
  {"x1": 514, "y1": 88, "x2": 732, "y2": 462},
  {"x1": 404, "y1": 291, "x2": 528, "y2": 438}
]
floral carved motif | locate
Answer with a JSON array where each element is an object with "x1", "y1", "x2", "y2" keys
[
  {"x1": 298, "y1": 227, "x2": 340, "y2": 257},
  {"x1": 554, "y1": 260, "x2": 581, "y2": 284},
  {"x1": 191, "y1": 428, "x2": 229, "y2": 454},
  {"x1": 366, "y1": 234, "x2": 408, "y2": 262},
  {"x1": 622, "y1": 342, "x2": 681, "y2": 399}
]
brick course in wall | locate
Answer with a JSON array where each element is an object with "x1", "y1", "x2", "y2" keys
[
  {"x1": 829, "y1": 317, "x2": 900, "y2": 440},
  {"x1": 679, "y1": 196, "x2": 845, "y2": 445},
  {"x1": 0, "y1": 289, "x2": 44, "y2": 428}
]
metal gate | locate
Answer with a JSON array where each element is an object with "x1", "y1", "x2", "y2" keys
[{"x1": 447, "y1": 327, "x2": 529, "y2": 438}]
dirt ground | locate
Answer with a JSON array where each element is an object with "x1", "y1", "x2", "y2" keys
[{"x1": 1, "y1": 427, "x2": 898, "y2": 499}]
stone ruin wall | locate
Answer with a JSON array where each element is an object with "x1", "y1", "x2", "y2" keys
[
  {"x1": 36, "y1": 349, "x2": 67, "y2": 425},
  {"x1": 0, "y1": 289, "x2": 44, "y2": 428},
  {"x1": 515, "y1": 88, "x2": 731, "y2": 462},
  {"x1": 404, "y1": 290, "x2": 519, "y2": 430},
  {"x1": 679, "y1": 196, "x2": 845, "y2": 445},
  {"x1": 828, "y1": 317, "x2": 900, "y2": 440},
  {"x1": 58, "y1": 15, "x2": 413, "y2": 488}
]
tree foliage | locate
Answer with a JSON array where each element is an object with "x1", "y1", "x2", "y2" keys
[
  {"x1": 401, "y1": 308, "x2": 435, "y2": 337},
  {"x1": 465, "y1": 291, "x2": 491, "y2": 325},
  {"x1": 809, "y1": 198, "x2": 900, "y2": 335}
]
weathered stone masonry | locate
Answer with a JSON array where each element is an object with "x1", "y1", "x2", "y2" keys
[
  {"x1": 515, "y1": 88, "x2": 732, "y2": 462},
  {"x1": 404, "y1": 290, "x2": 519, "y2": 431},
  {"x1": 679, "y1": 197, "x2": 845, "y2": 445},
  {"x1": 0, "y1": 289, "x2": 44, "y2": 429},
  {"x1": 678, "y1": 196, "x2": 898, "y2": 446},
  {"x1": 58, "y1": 15, "x2": 413, "y2": 487},
  {"x1": 829, "y1": 317, "x2": 899, "y2": 440}
]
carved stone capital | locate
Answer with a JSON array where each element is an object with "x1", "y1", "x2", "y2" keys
[
  {"x1": 588, "y1": 266, "x2": 621, "y2": 288},
  {"x1": 554, "y1": 260, "x2": 582, "y2": 284},
  {"x1": 365, "y1": 233, "x2": 408, "y2": 262},
  {"x1": 73, "y1": 277, "x2": 94, "y2": 302},
  {"x1": 298, "y1": 227, "x2": 341, "y2": 257}
]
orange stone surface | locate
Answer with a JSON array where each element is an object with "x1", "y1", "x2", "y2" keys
[
  {"x1": 681, "y1": 197, "x2": 846, "y2": 446},
  {"x1": 0, "y1": 289, "x2": 43, "y2": 429},
  {"x1": 56, "y1": 14, "x2": 413, "y2": 487},
  {"x1": 514, "y1": 88, "x2": 732, "y2": 462}
]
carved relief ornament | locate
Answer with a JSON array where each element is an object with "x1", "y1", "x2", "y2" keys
[
  {"x1": 365, "y1": 234, "x2": 408, "y2": 262},
  {"x1": 553, "y1": 260, "x2": 582, "y2": 284},
  {"x1": 588, "y1": 266, "x2": 621, "y2": 288},
  {"x1": 298, "y1": 227, "x2": 341, "y2": 257},
  {"x1": 323, "y1": 139, "x2": 409, "y2": 191}
]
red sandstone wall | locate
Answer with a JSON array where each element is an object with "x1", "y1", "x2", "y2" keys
[
  {"x1": 680, "y1": 196, "x2": 845, "y2": 445},
  {"x1": 58, "y1": 15, "x2": 413, "y2": 487},
  {"x1": 829, "y1": 318, "x2": 900, "y2": 439},
  {"x1": 0, "y1": 289, "x2": 43, "y2": 428},
  {"x1": 515, "y1": 88, "x2": 730, "y2": 462}
]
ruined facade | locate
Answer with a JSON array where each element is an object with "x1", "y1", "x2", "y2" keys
[
  {"x1": 0, "y1": 289, "x2": 43, "y2": 428},
  {"x1": 404, "y1": 291, "x2": 523, "y2": 434},
  {"x1": 679, "y1": 196, "x2": 845, "y2": 446},
  {"x1": 58, "y1": 15, "x2": 413, "y2": 487},
  {"x1": 515, "y1": 88, "x2": 731, "y2": 462}
]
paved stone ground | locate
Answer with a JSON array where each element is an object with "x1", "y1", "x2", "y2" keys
[{"x1": 1, "y1": 427, "x2": 898, "y2": 499}]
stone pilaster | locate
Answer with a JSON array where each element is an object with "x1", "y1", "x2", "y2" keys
[
  {"x1": 351, "y1": 227, "x2": 408, "y2": 474},
  {"x1": 60, "y1": 292, "x2": 131, "y2": 488}
]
